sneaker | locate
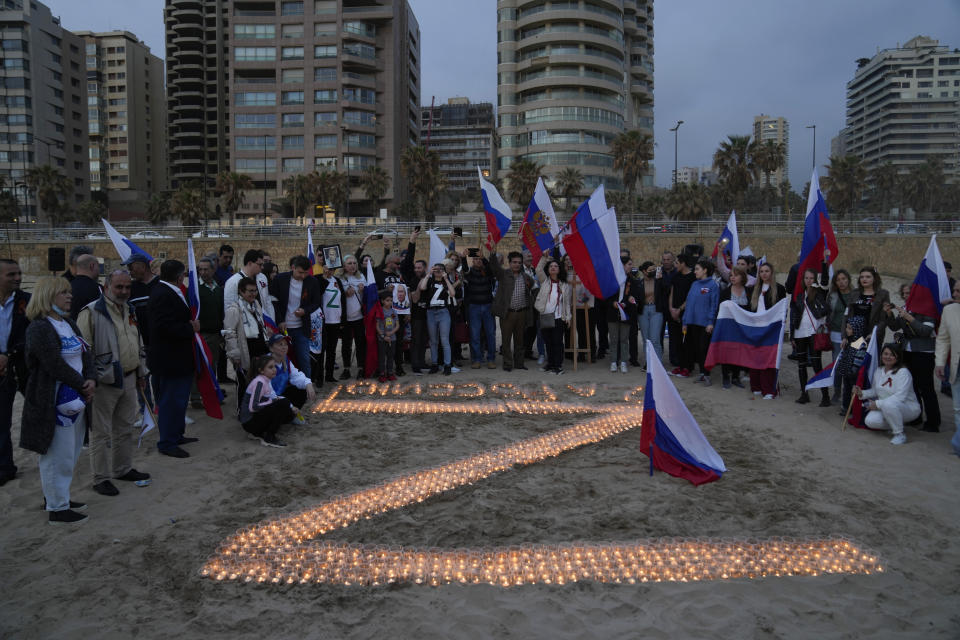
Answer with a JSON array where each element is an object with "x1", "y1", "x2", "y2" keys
[
  {"x1": 620, "y1": 362, "x2": 628, "y2": 374},
  {"x1": 49, "y1": 509, "x2": 87, "y2": 526},
  {"x1": 702, "y1": 376, "x2": 712, "y2": 387},
  {"x1": 669, "y1": 367, "x2": 682, "y2": 376},
  {"x1": 539, "y1": 366, "x2": 550, "y2": 372},
  {"x1": 722, "y1": 377, "x2": 731, "y2": 389},
  {"x1": 695, "y1": 374, "x2": 706, "y2": 384},
  {"x1": 443, "y1": 366, "x2": 452, "y2": 376},
  {"x1": 731, "y1": 378, "x2": 745, "y2": 389},
  {"x1": 487, "y1": 361, "x2": 497, "y2": 369},
  {"x1": 159, "y1": 447, "x2": 190, "y2": 458},
  {"x1": 261, "y1": 434, "x2": 287, "y2": 448},
  {"x1": 890, "y1": 433, "x2": 907, "y2": 445},
  {"x1": 610, "y1": 362, "x2": 618, "y2": 372},
  {"x1": 184, "y1": 416, "x2": 195, "y2": 425},
  {"x1": 93, "y1": 480, "x2": 119, "y2": 496},
  {"x1": 537, "y1": 355, "x2": 545, "y2": 366},
  {"x1": 412, "y1": 368, "x2": 424, "y2": 375},
  {"x1": 339, "y1": 370, "x2": 352, "y2": 380},
  {"x1": 762, "y1": 394, "x2": 775, "y2": 400},
  {"x1": 471, "y1": 362, "x2": 481, "y2": 369},
  {"x1": 429, "y1": 366, "x2": 439, "y2": 374},
  {"x1": 450, "y1": 366, "x2": 461, "y2": 373},
  {"x1": 676, "y1": 369, "x2": 690, "y2": 379},
  {"x1": 292, "y1": 412, "x2": 306, "y2": 425},
  {"x1": 115, "y1": 469, "x2": 150, "y2": 482},
  {"x1": 753, "y1": 391, "x2": 762, "y2": 396},
  {"x1": 554, "y1": 368, "x2": 565, "y2": 376}
]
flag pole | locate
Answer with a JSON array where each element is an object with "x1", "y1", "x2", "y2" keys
[{"x1": 841, "y1": 396, "x2": 854, "y2": 431}]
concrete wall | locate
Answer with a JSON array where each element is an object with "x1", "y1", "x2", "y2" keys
[{"x1": 6, "y1": 233, "x2": 960, "y2": 281}]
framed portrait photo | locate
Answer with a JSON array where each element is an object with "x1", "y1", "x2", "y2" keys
[{"x1": 321, "y1": 244, "x2": 342, "y2": 270}]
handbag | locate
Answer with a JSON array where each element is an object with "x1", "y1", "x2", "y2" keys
[
  {"x1": 805, "y1": 303, "x2": 832, "y2": 352},
  {"x1": 540, "y1": 312, "x2": 555, "y2": 329}
]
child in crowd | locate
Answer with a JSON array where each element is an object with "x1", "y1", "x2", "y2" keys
[
  {"x1": 377, "y1": 289, "x2": 399, "y2": 382},
  {"x1": 240, "y1": 354, "x2": 295, "y2": 448},
  {"x1": 836, "y1": 315, "x2": 869, "y2": 416}
]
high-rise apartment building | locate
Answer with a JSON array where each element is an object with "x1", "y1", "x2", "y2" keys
[
  {"x1": 165, "y1": 0, "x2": 421, "y2": 219},
  {"x1": 420, "y1": 98, "x2": 495, "y2": 192},
  {"x1": 675, "y1": 166, "x2": 698, "y2": 186},
  {"x1": 0, "y1": 0, "x2": 89, "y2": 221},
  {"x1": 752, "y1": 113, "x2": 788, "y2": 188},
  {"x1": 839, "y1": 35, "x2": 959, "y2": 180},
  {"x1": 495, "y1": 0, "x2": 654, "y2": 200},
  {"x1": 75, "y1": 30, "x2": 167, "y2": 208}
]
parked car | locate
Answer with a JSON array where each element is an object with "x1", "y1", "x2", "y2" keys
[
  {"x1": 192, "y1": 230, "x2": 230, "y2": 238},
  {"x1": 85, "y1": 232, "x2": 107, "y2": 240},
  {"x1": 130, "y1": 230, "x2": 174, "y2": 239}
]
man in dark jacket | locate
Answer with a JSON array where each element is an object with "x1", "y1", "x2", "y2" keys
[
  {"x1": 490, "y1": 248, "x2": 535, "y2": 371},
  {"x1": 70, "y1": 254, "x2": 102, "y2": 320},
  {"x1": 147, "y1": 260, "x2": 199, "y2": 459},
  {"x1": 269, "y1": 255, "x2": 321, "y2": 378},
  {"x1": 463, "y1": 252, "x2": 497, "y2": 368},
  {"x1": 0, "y1": 259, "x2": 29, "y2": 485}
]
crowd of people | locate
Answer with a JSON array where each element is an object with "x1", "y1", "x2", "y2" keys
[{"x1": 0, "y1": 232, "x2": 958, "y2": 525}]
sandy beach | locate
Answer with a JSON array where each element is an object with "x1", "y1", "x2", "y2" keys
[{"x1": 1, "y1": 345, "x2": 958, "y2": 639}]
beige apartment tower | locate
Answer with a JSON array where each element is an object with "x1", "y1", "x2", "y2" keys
[
  {"x1": 752, "y1": 113, "x2": 788, "y2": 188},
  {"x1": 496, "y1": 0, "x2": 654, "y2": 199},
  {"x1": 165, "y1": 0, "x2": 421, "y2": 219},
  {"x1": 76, "y1": 30, "x2": 167, "y2": 216}
]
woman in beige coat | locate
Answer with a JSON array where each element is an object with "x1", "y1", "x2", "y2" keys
[
  {"x1": 223, "y1": 277, "x2": 272, "y2": 405},
  {"x1": 534, "y1": 255, "x2": 572, "y2": 375}
]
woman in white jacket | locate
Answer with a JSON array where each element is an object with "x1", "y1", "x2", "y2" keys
[
  {"x1": 534, "y1": 255, "x2": 572, "y2": 375},
  {"x1": 854, "y1": 344, "x2": 920, "y2": 445}
]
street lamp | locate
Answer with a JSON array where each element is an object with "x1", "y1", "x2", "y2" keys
[
  {"x1": 341, "y1": 123, "x2": 350, "y2": 219},
  {"x1": 262, "y1": 135, "x2": 269, "y2": 223},
  {"x1": 669, "y1": 120, "x2": 684, "y2": 187},
  {"x1": 806, "y1": 124, "x2": 816, "y2": 171}
]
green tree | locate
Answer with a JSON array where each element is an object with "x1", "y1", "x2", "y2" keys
[
  {"x1": 170, "y1": 181, "x2": 206, "y2": 226},
  {"x1": 753, "y1": 140, "x2": 786, "y2": 213},
  {"x1": 214, "y1": 171, "x2": 253, "y2": 227},
  {"x1": 665, "y1": 183, "x2": 713, "y2": 221},
  {"x1": 312, "y1": 170, "x2": 350, "y2": 215},
  {"x1": 282, "y1": 173, "x2": 313, "y2": 219},
  {"x1": 868, "y1": 163, "x2": 900, "y2": 215},
  {"x1": 821, "y1": 154, "x2": 867, "y2": 215},
  {"x1": 712, "y1": 135, "x2": 758, "y2": 211},
  {"x1": 610, "y1": 130, "x2": 653, "y2": 207},
  {"x1": 76, "y1": 199, "x2": 106, "y2": 225},
  {"x1": 25, "y1": 164, "x2": 73, "y2": 226},
  {"x1": 0, "y1": 177, "x2": 18, "y2": 225},
  {"x1": 359, "y1": 165, "x2": 391, "y2": 215},
  {"x1": 902, "y1": 155, "x2": 945, "y2": 213},
  {"x1": 400, "y1": 145, "x2": 445, "y2": 214},
  {"x1": 554, "y1": 167, "x2": 584, "y2": 213},
  {"x1": 146, "y1": 192, "x2": 171, "y2": 225},
  {"x1": 504, "y1": 158, "x2": 542, "y2": 206}
]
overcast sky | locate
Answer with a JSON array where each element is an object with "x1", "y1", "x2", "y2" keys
[{"x1": 45, "y1": 0, "x2": 960, "y2": 189}]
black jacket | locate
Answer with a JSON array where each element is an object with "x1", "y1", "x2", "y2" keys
[
  {"x1": 269, "y1": 272, "x2": 322, "y2": 338},
  {"x1": 635, "y1": 276, "x2": 667, "y2": 314},
  {"x1": 146, "y1": 282, "x2": 196, "y2": 377},
  {"x1": 604, "y1": 279, "x2": 639, "y2": 322},
  {"x1": 789, "y1": 262, "x2": 830, "y2": 333},
  {"x1": 70, "y1": 274, "x2": 101, "y2": 320},
  {"x1": 4, "y1": 289, "x2": 31, "y2": 392},
  {"x1": 463, "y1": 263, "x2": 495, "y2": 306}
]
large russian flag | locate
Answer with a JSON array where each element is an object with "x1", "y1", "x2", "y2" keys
[
  {"x1": 519, "y1": 177, "x2": 560, "y2": 264},
  {"x1": 479, "y1": 167, "x2": 512, "y2": 250},
  {"x1": 640, "y1": 340, "x2": 726, "y2": 486},
  {"x1": 186, "y1": 238, "x2": 224, "y2": 419},
  {"x1": 710, "y1": 210, "x2": 740, "y2": 269},
  {"x1": 307, "y1": 223, "x2": 322, "y2": 276},
  {"x1": 793, "y1": 169, "x2": 838, "y2": 299},
  {"x1": 848, "y1": 326, "x2": 880, "y2": 430},
  {"x1": 362, "y1": 259, "x2": 382, "y2": 378},
  {"x1": 560, "y1": 186, "x2": 626, "y2": 300},
  {"x1": 905, "y1": 234, "x2": 951, "y2": 320},
  {"x1": 704, "y1": 298, "x2": 790, "y2": 371},
  {"x1": 102, "y1": 218, "x2": 153, "y2": 263}
]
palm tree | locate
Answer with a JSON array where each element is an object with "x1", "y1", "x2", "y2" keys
[
  {"x1": 867, "y1": 163, "x2": 899, "y2": 214},
  {"x1": 214, "y1": 171, "x2": 253, "y2": 227},
  {"x1": 903, "y1": 155, "x2": 945, "y2": 213},
  {"x1": 400, "y1": 145, "x2": 446, "y2": 213},
  {"x1": 25, "y1": 164, "x2": 73, "y2": 226},
  {"x1": 554, "y1": 167, "x2": 584, "y2": 213},
  {"x1": 170, "y1": 181, "x2": 206, "y2": 226},
  {"x1": 504, "y1": 158, "x2": 542, "y2": 206},
  {"x1": 146, "y1": 192, "x2": 171, "y2": 225},
  {"x1": 753, "y1": 140, "x2": 786, "y2": 214},
  {"x1": 312, "y1": 170, "x2": 350, "y2": 215},
  {"x1": 359, "y1": 165, "x2": 391, "y2": 214},
  {"x1": 283, "y1": 173, "x2": 313, "y2": 219},
  {"x1": 712, "y1": 135, "x2": 758, "y2": 211},
  {"x1": 610, "y1": 130, "x2": 653, "y2": 207},
  {"x1": 0, "y1": 176, "x2": 18, "y2": 226},
  {"x1": 821, "y1": 154, "x2": 867, "y2": 215},
  {"x1": 665, "y1": 183, "x2": 713, "y2": 221}
]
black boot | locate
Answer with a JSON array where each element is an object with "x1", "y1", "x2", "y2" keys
[
  {"x1": 795, "y1": 392, "x2": 810, "y2": 404},
  {"x1": 818, "y1": 389, "x2": 831, "y2": 407}
]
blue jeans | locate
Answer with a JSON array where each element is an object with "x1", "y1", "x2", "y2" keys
[
  {"x1": 39, "y1": 412, "x2": 85, "y2": 511},
  {"x1": 427, "y1": 307, "x2": 451, "y2": 367},
  {"x1": 638, "y1": 304, "x2": 663, "y2": 363},
  {"x1": 468, "y1": 303, "x2": 496, "y2": 363},
  {"x1": 950, "y1": 369, "x2": 960, "y2": 457},
  {"x1": 154, "y1": 374, "x2": 193, "y2": 452},
  {"x1": 289, "y1": 329, "x2": 312, "y2": 378}
]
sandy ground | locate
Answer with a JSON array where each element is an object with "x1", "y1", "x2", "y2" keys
[{"x1": 1, "y1": 337, "x2": 958, "y2": 639}]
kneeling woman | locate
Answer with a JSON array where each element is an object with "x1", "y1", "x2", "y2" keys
[
  {"x1": 267, "y1": 334, "x2": 317, "y2": 424},
  {"x1": 853, "y1": 344, "x2": 920, "y2": 446},
  {"x1": 240, "y1": 355, "x2": 295, "y2": 448}
]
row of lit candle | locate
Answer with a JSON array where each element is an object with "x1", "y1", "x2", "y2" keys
[{"x1": 336, "y1": 381, "x2": 584, "y2": 401}]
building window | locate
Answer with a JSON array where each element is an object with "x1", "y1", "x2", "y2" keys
[
  {"x1": 281, "y1": 46, "x2": 304, "y2": 60},
  {"x1": 314, "y1": 23, "x2": 336, "y2": 37},
  {"x1": 315, "y1": 111, "x2": 337, "y2": 126},
  {"x1": 281, "y1": 113, "x2": 304, "y2": 128},
  {"x1": 314, "y1": 67, "x2": 336, "y2": 82},
  {"x1": 345, "y1": 133, "x2": 376, "y2": 149},
  {"x1": 234, "y1": 47, "x2": 276, "y2": 61},
  {"x1": 314, "y1": 45, "x2": 336, "y2": 58},
  {"x1": 281, "y1": 68, "x2": 304, "y2": 83},
  {"x1": 282, "y1": 157, "x2": 304, "y2": 172},
  {"x1": 234, "y1": 92, "x2": 277, "y2": 106},
  {"x1": 314, "y1": 89, "x2": 337, "y2": 104},
  {"x1": 314, "y1": 0, "x2": 336, "y2": 14},
  {"x1": 343, "y1": 87, "x2": 375, "y2": 104},
  {"x1": 236, "y1": 158, "x2": 276, "y2": 172},
  {"x1": 281, "y1": 24, "x2": 304, "y2": 39},
  {"x1": 235, "y1": 113, "x2": 277, "y2": 128},
  {"x1": 314, "y1": 134, "x2": 337, "y2": 149},
  {"x1": 315, "y1": 157, "x2": 336, "y2": 170},
  {"x1": 343, "y1": 43, "x2": 375, "y2": 59},
  {"x1": 343, "y1": 22, "x2": 376, "y2": 37},
  {"x1": 281, "y1": 91, "x2": 304, "y2": 105},
  {"x1": 343, "y1": 110, "x2": 375, "y2": 126},
  {"x1": 281, "y1": 1, "x2": 304, "y2": 15},
  {"x1": 343, "y1": 155, "x2": 375, "y2": 171},
  {"x1": 282, "y1": 135, "x2": 304, "y2": 149},
  {"x1": 234, "y1": 24, "x2": 276, "y2": 39},
  {"x1": 235, "y1": 135, "x2": 275, "y2": 150}
]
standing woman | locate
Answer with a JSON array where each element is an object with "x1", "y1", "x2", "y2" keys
[
  {"x1": 636, "y1": 261, "x2": 666, "y2": 366},
  {"x1": 223, "y1": 276, "x2": 270, "y2": 407},
  {"x1": 749, "y1": 262, "x2": 787, "y2": 398},
  {"x1": 534, "y1": 256, "x2": 572, "y2": 375},
  {"x1": 20, "y1": 277, "x2": 95, "y2": 525},
  {"x1": 605, "y1": 256, "x2": 639, "y2": 373},
  {"x1": 884, "y1": 301, "x2": 939, "y2": 431},
  {"x1": 338, "y1": 254, "x2": 366, "y2": 379},
  {"x1": 854, "y1": 344, "x2": 920, "y2": 445},
  {"x1": 827, "y1": 269, "x2": 853, "y2": 402},
  {"x1": 419, "y1": 263, "x2": 457, "y2": 375},
  {"x1": 790, "y1": 260, "x2": 831, "y2": 406},
  {"x1": 718, "y1": 266, "x2": 752, "y2": 388},
  {"x1": 848, "y1": 266, "x2": 891, "y2": 340},
  {"x1": 681, "y1": 257, "x2": 720, "y2": 385}
]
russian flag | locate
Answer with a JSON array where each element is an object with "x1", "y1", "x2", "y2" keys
[
  {"x1": 478, "y1": 167, "x2": 512, "y2": 250},
  {"x1": 848, "y1": 326, "x2": 880, "y2": 430},
  {"x1": 905, "y1": 234, "x2": 951, "y2": 320},
  {"x1": 560, "y1": 186, "x2": 626, "y2": 300},
  {"x1": 262, "y1": 313, "x2": 279, "y2": 335},
  {"x1": 519, "y1": 177, "x2": 560, "y2": 264},
  {"x1": 710, "y1": 210, "x2": 740, "y2": 269},
  {"x1": 428, "y1": 229, "x2": 448, "y2": 271},
  {"x1": 793, "y1": 169, "x2": 838, "y2": 299},
  {"x1": 805, "y1": 360, "x2": 836, "y2": 391},
  {"x1": 362, "y1": 259, "x2": 383, "y2": 378},
  {"x1": 307, "y1": 223, "x2": 322, "y2": 276},
  {"x1": 704, "y1": 298, "x2": 790, "y2": 371},
  {"x1": 186, "y1": 238, "x2": 224, "y2": 419},
  {"x1": 102, "y1": 218, "x2": 153, "y2": 263},
  {"x1": 640, "y1": 340, "x2": 726, "y2": 486}
]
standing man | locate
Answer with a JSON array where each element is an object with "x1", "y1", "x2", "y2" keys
[
  {"x1": 317, "y1": 265, "x2": 345, "y2": 383},
  {"x1": 464, "y1": 250, "x2": 498, "y2": 369},
  {"x1": 77, "y1": 270, "x2": 150, "y2": 496},
  {"x1": 407, "y1": 259, "x2": 429, "y2": 374},
  {"x1": 192, "y1": 257, "x2": 224, "y2": 407},
  {"x1": 214, "y1": 244, "x2": 235, "y2": 287},
  {"x1": 70, "y1": 254, "x2": 102, "y2": 320},
  {"x1": 147, "y1": 260, "x2": 199, "y2": 459},
  {"x1": 490, "y1": 248, "x2": 535, "y2": 372},
  {"x1": 62, "y1": 245, "x2": 94, "y2": 283},
  {"x1": 667, "y1": 254, "x2": 696, "y2": 375},
  {"x1": 270, "y1": 255, "x2": 321, "y2": 378},
  {"x1": 224, "y1": 249, "x2": 274, "y2": 321},
  {"x1": 935, "y1": 280, "x2": 960, "y2": 457},
  {"x1": 0, "y1": 259, "x2": 29, "y2": 486},
  {"x1": 127, "y1": 254, "x2": 158, "y2": 341}
]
